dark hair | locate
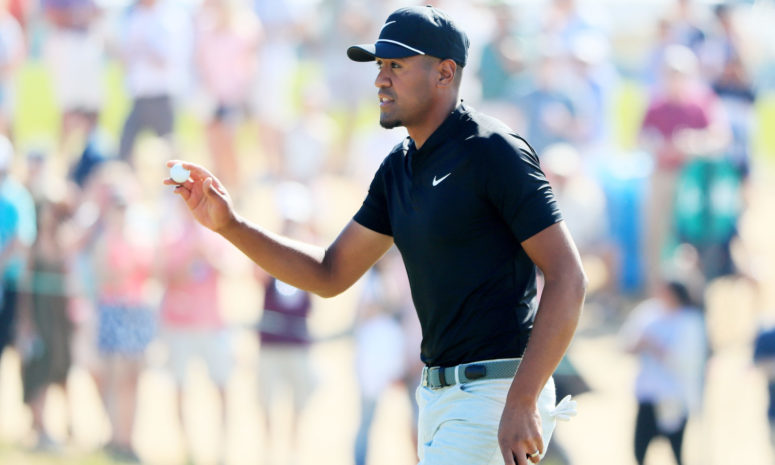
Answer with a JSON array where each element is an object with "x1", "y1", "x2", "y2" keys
[
  {"x1": 666, "y1": 280, "x2": 694, "y2": 307},
  {"x1": 714, "y1": 3, "x2": 731, "y2": 19}
]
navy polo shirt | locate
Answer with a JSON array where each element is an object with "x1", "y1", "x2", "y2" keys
[{"x1": 354, "y1": 103, "x2": 562, "y2": 367}]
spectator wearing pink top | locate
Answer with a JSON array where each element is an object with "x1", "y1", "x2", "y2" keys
[
  {"x1": 195, "y1": 0, "x2": 260, "y2": 190},
  {"x1": 639, "y1": 45, "x2": 728, "y2": 292},
  {"x1": 158, "y1": 197, "x2": 232, "y2": 464},
  {"x1": 0, "y1": 5, "x2": 24, "y2": 137},
  {"x1": 91, "y1": 163, "x2": 156, "y2": 462}
]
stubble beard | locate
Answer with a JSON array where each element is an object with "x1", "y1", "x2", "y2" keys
[
  {"x1": 379, "y1": 118, "x2": 403, "y2": 129},
  {"x1": 379, "y1": 109, "x2": 404, "y2": 129}
]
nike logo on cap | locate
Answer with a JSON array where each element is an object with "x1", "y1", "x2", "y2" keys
[
  {"x1": 432, "y1": 173, "x2": 451, "y2": 186},
  {"x1": 380, "y1": 20, "x2": 396, "y2": 31}
]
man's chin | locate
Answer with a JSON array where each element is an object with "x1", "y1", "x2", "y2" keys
[{"x1": 379, "y1": 117, "x2": 403, "y2": 130}]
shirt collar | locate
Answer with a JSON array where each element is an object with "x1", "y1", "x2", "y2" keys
[{"x1": 409, "y1": 101, "x2": 469, "y2": 156}]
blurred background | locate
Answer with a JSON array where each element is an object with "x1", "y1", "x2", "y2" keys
[{"x1": 0, "y1": 0, "x2": 775, "y2": 464}]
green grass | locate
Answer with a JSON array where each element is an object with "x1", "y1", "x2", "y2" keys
[
  {"x1": 611, "y1": 80, "x2": 648, "y2": 151},
  {"x1": 11, "y1": 58, "x2": 203, "y2": 153},
  {"x1": 13, "y1": 61, "x2": 58, "y2": 145},
  {"x1": 0, "y1": 442, "x2": 119, "y2": 465},
  {"x1": 755, "y1": 92, "x2": 775, "y2": 166}
]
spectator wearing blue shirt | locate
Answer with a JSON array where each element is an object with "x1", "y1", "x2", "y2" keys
[{"x1": 0, "y1": 135, "x2": 36, "y2": 360}]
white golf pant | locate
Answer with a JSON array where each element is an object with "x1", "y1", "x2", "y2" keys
[{"x1": 415, "y1": 375, "x2": 558, "y2": 465}]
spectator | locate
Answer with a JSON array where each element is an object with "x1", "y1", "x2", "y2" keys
[
  {"x1": 6, "y1": 0, "x2": 29, "y2": 32},
  {"x1": 0, "y1": 135, "x2": 36, "y2": 374},
  {"x1": 541, "y1": 0, "x2": 602, "y2": 55},
  {"x1": 41, "y1": 0, "x2": 104, "y2": 154},
  {"x1": 711, "y1": 53, "x2": 756, "y2": 178},
  {"x1": 59, "y1": 157, "x2": 115, "y2": 377},
  {"x1": 518, "y1": 50, "x2": 580, "y2": 155},
  {"x1": 281, "y1": 82, "x2": 337, "y2": 182},
  {"x1": 17, "y1": 199, "x2": 72, "y2": 451},
  {"x1": 90, "y1": 162, "x2": 156, "y2": 462},
  {"x1": 117, "y1": 0, "x2": 191, "y2": 163},
  {"x1": 639, "y1": 44, "x2": 728, "y2": 291},
  {"x1": 619, "y1": 279, "x2": 707, "y2": 465},
  {"x1": 0, "y1": 4, "x2": 24, "y2": 137},
  {"x1": 665, "y1": 0, "x2": 706, "y2": 54},
  {"x1": 254, "y1": 182, "x2": 316, "y2": 464},
  {"x1": 157, "y1": 195, "x2": 232, "y2": 464},
  {"x1": 642, "y1": 17, "x2": 676, "y2": 94},
  {"x1": 353, "y1": 250, "x2": 407, "y2": 465},
  {"x1": 250, "y1": 0, "x2": 301, "y2": 177},
  {"x1": 477, "y1": 3, "x2": 527, "y2": 103},
  {"x1": 195, "y1": 0, "x2": 260, "y2": 189},
  {"x1": 542, "y1": 143, "x2": 613, "y2": 303},
  {"x1": 320, "y1": 0, "x2": 378, "y2": 161},
  {"x1": 567, "y1": 30, "x2": 618, "y2": 155},
  {"x1": 754, "y1": 325, "x2": 775, "y2": 450}
]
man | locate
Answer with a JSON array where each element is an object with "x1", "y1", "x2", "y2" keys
[{"x1": 166, "y1": 6, "x2": 586, "y2": 465}]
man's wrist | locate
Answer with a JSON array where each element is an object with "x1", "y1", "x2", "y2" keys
[
  {"x1": 505, "y1": 377, "x2": 542, "y2": 408},
  {"x1": 505, "y1": 391, "x2": 539, "y2": 410},
  {"x1": 216, "y1": 213, "x2": 243, "y2": 236}
]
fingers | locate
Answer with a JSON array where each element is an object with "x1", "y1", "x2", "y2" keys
[
  {"x1": 500, "y1": 443, "x2": 523, "y2": 465},
  {"x1": 165, "y1": 161, "x2": 230, "y2": 201},
  {"x1": 163, "y1": 177, "x2": 193, "y2": 188},
  {"x1": 166, "y1": 160, "x2": 218, "y2": 183},
  {"x1": 527, "y1": 436, "x2": 543, "y2": 463},
  {"x1": 172, "y1": 183, "x2": 191, "y2": 200},
  {"x1": 501, "y1": 448, "x2": 517, "y2": 465},
  {"x1": 203, "y1": 177, "x2": 215, "y2": 197},
  {"x1": 501, "y1": 443, "x2": 543, "y2": 465}
]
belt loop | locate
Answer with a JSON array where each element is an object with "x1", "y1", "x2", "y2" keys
[{"x1": 454, "y1": 364, "x2": 461, "y2": 385}]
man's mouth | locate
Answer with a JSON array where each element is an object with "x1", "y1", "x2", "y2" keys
[{"x1": 379, "y1": 95, "x2": 395, "y2": 107}]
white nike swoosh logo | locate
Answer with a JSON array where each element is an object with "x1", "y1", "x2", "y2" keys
[
  {"x1": 432, "y1": 173, "x2": 452, "y2": 187},
  {"x1": 380, "y1": 21, "x2": 396, "y2": 31}
]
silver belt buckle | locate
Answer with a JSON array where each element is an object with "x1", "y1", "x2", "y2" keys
[{"x1": 423, "y1": 366, "x2": 444, "y2": 389}]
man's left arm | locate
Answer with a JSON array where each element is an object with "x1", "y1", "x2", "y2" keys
[{"x1": 498, "y1": 220, "x2": 587, "y2": 465}]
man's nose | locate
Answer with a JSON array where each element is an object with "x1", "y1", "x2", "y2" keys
[{"x1": 375, "y1": 69, "x2": 390, "y2": 88}]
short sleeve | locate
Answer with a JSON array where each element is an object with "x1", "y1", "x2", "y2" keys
[
  {"x1": 354, "y1": 160, "x2": 393, "y2": 236},
  {"x1": 483, "y1": 136, "x2": 562, "y2": 242}
]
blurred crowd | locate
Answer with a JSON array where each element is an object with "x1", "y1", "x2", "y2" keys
[{"x1": 1, "y1": 0, "x2": 775, "y2": 464}]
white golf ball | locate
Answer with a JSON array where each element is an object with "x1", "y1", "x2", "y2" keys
[{"x1": 170, "y1": 163, "x2": 190, "y2": 183}]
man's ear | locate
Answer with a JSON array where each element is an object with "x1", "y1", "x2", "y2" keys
[{"x1": 437, "y1": 59, "x2": 457, "y2": 87}]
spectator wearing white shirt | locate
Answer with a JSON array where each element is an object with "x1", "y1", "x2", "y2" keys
[
  {"x1": 42, "y1": 0, "x2": 104, "y2": 151},
  {"x1": 117, "y1": 0, "x2": 191, "y2": 163},
  {"x1": 619, "y1": 279, "x2": 707, "y2": 465}
]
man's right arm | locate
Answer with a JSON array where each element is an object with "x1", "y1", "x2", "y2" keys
[
  {"x1": 220, "y1": 217, "x2": 393, "y2": 297},
  {"x1": 165, "y1": 161, "x2": 394, "y2": 297}
]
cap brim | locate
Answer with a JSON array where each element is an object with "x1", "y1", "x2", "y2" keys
[
  {"x1": 347, "y1": 44, "x2": 377, "y2": 62},
  {"x1": 347, "y1": 42, "x2": 422, "y2": 62}
]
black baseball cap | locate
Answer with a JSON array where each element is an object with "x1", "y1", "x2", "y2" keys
[{"x1": 347, "y1": 5, "x2": 469, "y2": 67}]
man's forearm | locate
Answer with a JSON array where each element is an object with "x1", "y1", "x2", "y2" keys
[
  {"x1": 219, "y1": 215, "x2": 332, "y2": 296},
  {"x1": 506, "y1": 272, "x2": 586, "y2": 406}
]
